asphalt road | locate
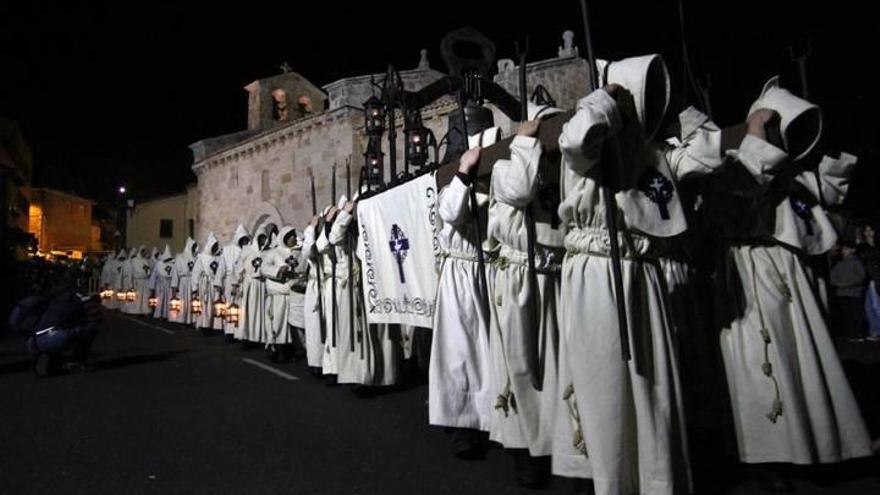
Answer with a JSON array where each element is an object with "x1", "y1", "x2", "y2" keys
[{"x1": 1, "y1": 310, "x2": 878, "y2": 495}]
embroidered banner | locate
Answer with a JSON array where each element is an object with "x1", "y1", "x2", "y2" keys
[{"x1": 357, "y1": 172, "x2": 440, "y2": 327}]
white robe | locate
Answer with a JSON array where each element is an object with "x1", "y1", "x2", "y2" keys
[
  {"x1": 261, "y1": 231, "x2": 297, "y2": 346},
  {"x1": 149, "y1": 256, "x2": 174, "y2": 320},
  {"x1": 237, "y1": 240, "x2": 268, "y2": 343},
  {"x1": 553, "y1": 87, "x2": 721, "y2": 492},
  {"x1": 428, "y1": 176, "x2": 493, "y2": 431},
  {"x1": 316, "y1": 226, "x2": 338, "y2": 376},
  {"x1": 710, "y1": 137, "x2": 871, "y2": 464},
  {"x1": 486, "y1": 135, "x2": 562, "y2": 458},
  {"x1": 219, "y1": 226, "x2": 249, "y2": 335},
  {"x1": 192, "y1": 235, "x2": 223, "y2": 330},
  {"x1": 302, "y1": 225, "x2": 326, "y2": 368},
  {"x1": 100, "y1": 257, "x2": 120, "y2": 309},
  {"x1": 123, "y1": 251, "x2": 151, "y2": 315},
  {"x1": 170, "y1": 239, "x2": 197, "y2": 325}
]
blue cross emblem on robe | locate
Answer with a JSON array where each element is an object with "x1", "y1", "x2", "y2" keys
[
  {"x1": 388, "y1": 224, "x2": 409, "y2": 284},
  {"x1": 210, "y1": 260, "x2": 218, "y2": 274},
  {"x1": 164, "y1": 265, "x2": 172, "y2": 275},
  {"x1": 251, "y1": 257, "x2": 263, "y2": 271},
  {"x1": 790, "y1": 197, "x2": 814, "y2": 235},
  {"x1": 640, "y1": 168, "x2": 675, "y2": 220}
]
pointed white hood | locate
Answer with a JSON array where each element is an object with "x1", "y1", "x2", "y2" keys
[
  {"x1": 278, "y1": 225, "x2": 300, "y2": 249},
  {"x1": 232, "y1": 224, "x2": 250, "y2": 247},
  {"x1": 161, "y1": 244, "x2": 173, "y2": 261},
  {"x1": 201, "y1": 232, "x2": 219, "y2": 256},
  {"x1": 597, "y1": 54, "x2": 671, "y2": 140},
  {"x1": 251, "y1": 226, "x2": 270, "y2": 251},
  {"x1": 116, "y1": 249, "x2": 127, "y2": 261},
  {"x1": 748, "y1": 76, "x2": 822, "y2": 161},
  {"x1": 150, "y1": 246, "x2": 159, "y2": 260},
  {"x1": 128, "y1": 247, "x2": 138, "y2": 259},
  {"x1": 182, "y1": 237, "x2": 198, "y2": 260}
]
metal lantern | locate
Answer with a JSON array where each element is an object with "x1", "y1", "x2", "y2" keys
[
  {"x1": 191, "y1": 296, "x2": 203, "y2": 315},
  {"x1": 226, "y1": 303, "x2": 240, "y2": 325},
  {"x1": 363, "y1": 136, "x2": 385, "y2": 186},
  {"x1": 169, "y1": 296, "x2": 182, "y2": 317},
  {"x1": 363, "y1": 95, "x2": 386, "y2": 135},
  {"x1": 148, "y1": 296, "x2": 158, "y2": 308},
  {"x1": 213, "y1": 297, "x2": 227, "y2": 319},
  {"x1": 101, "y1": 289, "x2": 114, "y2": 300},
  {"x1": 405, "y1": 111, "x2": 430, "y2": 168},
  {"x1": 116, "y1": 291, "x2": 127, "y2": 302},
  {"x1": 126, "y1": 289, "x2": 136, "y2": 302}
]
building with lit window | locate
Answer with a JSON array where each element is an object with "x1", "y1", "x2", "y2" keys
[{"x1": 27, "y1": 187, "x2": 97, "y2": 259}]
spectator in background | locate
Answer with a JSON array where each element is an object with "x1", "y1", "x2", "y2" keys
[
  {"x1": 8, "y1": 274, "x2": 102, "y2": 377},
  {"x1": 831, "y1": 242, "x2": 867, "y2": 339},
  {"x1": 857, "y1": 224, "x2": 880, "y2": 341}
]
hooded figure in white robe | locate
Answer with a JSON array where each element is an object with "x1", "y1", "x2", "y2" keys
[
  {"x1": 428, "y1": 135, "x2": 495, "y2": 438},
  {"x1": 485, "y1": 104, "x2": 566, "y2": 469},
  {"x1": 335, "y1": 196, "x2": 403, "y2": 387},
  {"x1": 149, "y1": 246, "x2": 160, "y2": 270},
  {"x1": 236, "y1": 227, "x2": 269, "y2": 343},
  {"x1": 218, "y1": 225, "x2": 250, "y2": 337},
  {"x1": 170, "y1": 237, "x2": 198, "y2": 325},
  {"x1": 119, "y1": 247, "x2": 137, "y2": 313},
  {"x1": 149, "y1": 245, "x2": 175, "y2": 320},
  {"x1": 100, "y1": 251, "x2": 124, "y2": 309},
  {"x1": 123, "y1": 246, "x2": 152, "y2": 315},
  {"x1": 192, "y1": 232, "x2": 224, "y2": 331},
  {"x1": 302, "y1": 219, "x2": 326, "y2": 370},
  {"x1": 554, "y1": 54, "x2": 725, "y2": 492},
  {"x1": 111, "y1": 249, "x2": 128, "y2": 304},
  {"x1": 703, "y1": 77, "x2": 871, "y2": 465},
  {"x1": 261, "y1": 226, "x2": 300, "y2": 353},
  {"x1": 317, "y1": 199, "x2": 347, "y2": 378}
]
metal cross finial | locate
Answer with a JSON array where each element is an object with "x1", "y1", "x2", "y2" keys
[{"x1": 280, "y1": 61, "x2": 292, "y2": 73}]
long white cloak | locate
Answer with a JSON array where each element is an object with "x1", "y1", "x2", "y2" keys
[
  {"x1": 711, "y1": 137, "x2": 871, "y2": 464},
  {"x1": 428, "y1": 176, "x2": 493, "y2": 431},
  {"x1": 302, "y1": 224, "x2": 326, "y2": 368}
]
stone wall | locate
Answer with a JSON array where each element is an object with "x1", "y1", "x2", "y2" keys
[{"x1": 193, "y1": 107, "x2": 362, "y2": 245}]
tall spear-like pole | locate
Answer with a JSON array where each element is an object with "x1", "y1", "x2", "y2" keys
[
  {"x1": 580, "y1": 0, "x2": 631, "y2": 361},
  {"x1": 457, "y1": 87, "x2": 491, "y2": 338},
  {"x1": 516, "y1": 38, "x2": 544, "y2": 391},
  {"x1": 346, "y1": 157, "x2": 356, "y2": 355},
  {"x1": 309, "y1": 169, "x2": 326, "y2": 344},
  {"x1": 330, "y1": 163, "x2": 338, "y2": 348}
]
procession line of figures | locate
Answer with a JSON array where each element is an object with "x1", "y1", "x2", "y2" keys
[{"x1": 98, "y1": 55, "x2": 874, "y2": 494}]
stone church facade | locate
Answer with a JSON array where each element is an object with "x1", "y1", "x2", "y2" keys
[{"x1": 190, "y1": 33, "x2": 590, "y2": 246}]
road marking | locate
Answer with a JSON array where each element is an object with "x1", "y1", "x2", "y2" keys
[
  {"x1": 118, "y1": 314, "x2": 176, "y2": 335},
  {"x1": 241, "y1": 358, "x2": 300, "y2": 381}
]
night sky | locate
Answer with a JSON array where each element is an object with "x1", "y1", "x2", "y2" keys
[{"x1": 1, "y1": 1, "x2": 876, "y2": 215}]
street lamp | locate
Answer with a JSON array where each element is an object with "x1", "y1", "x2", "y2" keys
[{"x1": 118, "y1": 186, "x2": 126, "y2": 195}]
